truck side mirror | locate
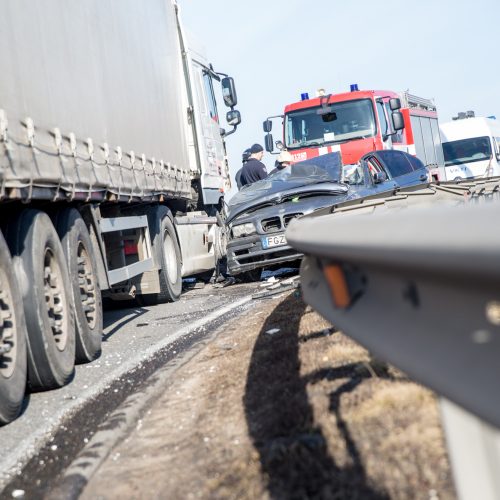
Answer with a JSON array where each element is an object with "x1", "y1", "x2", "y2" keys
[
  {"x1": 263, "y1": 119, "x2": 272, "y2": 132},
  {"x1": 226, "y1": 109, "x2": 241, "y2": 126},
  {"x1": 265, "y1": 133, "x2": 274, "y2": 153},
  {"x1": 389, "y1": 98, "x2": 401, "y2": 111},
  {"x1": 392, "y1": 111, "x2": 404, "y2": 131},
  {"x1": 221, "y1": 77, "x2": 237, "y2": 107}
]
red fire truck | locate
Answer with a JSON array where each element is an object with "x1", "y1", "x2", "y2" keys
[{"x1": 263, "y1": 86, "x2": 444, "y2": 178}]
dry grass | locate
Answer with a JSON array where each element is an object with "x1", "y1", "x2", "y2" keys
[{"x1": 82, "y1": 291, "x2": 455, "y2": 500}]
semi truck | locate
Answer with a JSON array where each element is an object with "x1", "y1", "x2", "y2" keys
[
  {"x1": 263, "y1": 86, "x2": 445, "y2": 179},
  {"x1": 0, "y1": 0, "x2": 241, "y2": 425},
  {"x1": 440, "y1": 116, "x2": 500, "y2": 180}
]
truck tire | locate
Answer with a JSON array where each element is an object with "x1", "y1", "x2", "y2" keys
[
  {"x1": 140, "y1": 206, "x2": 182, "y2": 304},
  {"x1": 55, "y1": 208, "x2": 102, "y2": 364},
  {"x1": 6, "y1": 210, "x2": 75, "y2": 391},
  {"x1": 0, "y1": 232, "x2": 27, "y2": 425}
]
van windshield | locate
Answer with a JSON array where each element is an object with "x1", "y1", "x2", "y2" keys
[
  {"x1": 284, "y1": 98, "x2": 376, "y2": 149},
  {"x1": 442, "y1": 136, "x2": 492, "y2": 166}
]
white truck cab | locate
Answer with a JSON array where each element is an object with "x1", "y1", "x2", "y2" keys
[{"x1": 440, "y1": 117, "x2": 500, "y2": 180}]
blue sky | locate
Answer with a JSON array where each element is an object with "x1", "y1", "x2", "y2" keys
[{"x1": 179, "y1": 0, "x2": 500, "y2": 198}]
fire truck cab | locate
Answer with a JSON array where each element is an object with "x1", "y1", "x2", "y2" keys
[{"x1": 264, "y1": 86, "x2": 445, "y2": 179}]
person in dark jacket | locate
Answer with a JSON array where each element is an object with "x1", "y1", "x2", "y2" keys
[
  {"x1": 240, "y1": 143, "x2": 267, "y2": 186},
  {"x1": 235, "y1": 147, "x2": 251, "y2": 190}
]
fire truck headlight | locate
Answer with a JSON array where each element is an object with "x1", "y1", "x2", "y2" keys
[{"x1": 232, "y1": 223, "x2": 256, "y2": 238}]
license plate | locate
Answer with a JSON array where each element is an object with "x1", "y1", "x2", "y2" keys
[{"x1": 262, "y1": 233, "x2": 287, "y2": 249}]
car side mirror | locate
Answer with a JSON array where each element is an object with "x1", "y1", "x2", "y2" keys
[
  {"x1": 226, "y1": 109, "x2": 241, "y2": 126},
  {"x1": 392, "y1": 111, "x2": 404, "y2": 131},
  {"x1": 265, "y1": 133, "x2": 274, "y2": 153},
  {"x1": 373, "y1": 171, "x2": 387, "y2": 184},
  {"x1": 263, "y1": 119, "x2": 272, "y2": 132},
  {"x1": 221, "y1": 77, "x2": 237, "y2": 107},
  {"x1": 389, "y1": 98, "x2": 401, "y2": 111}
]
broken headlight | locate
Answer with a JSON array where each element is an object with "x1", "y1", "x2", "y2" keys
[{"x1": 231, "y1": 222, "x2": 256, "y2": 238}]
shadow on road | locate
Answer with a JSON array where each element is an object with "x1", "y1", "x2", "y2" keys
[
  {"x1": 243, "y1": 293, "x2": 389, "y2": 499},
  {"x1": 102, "y1": 306, "x2": 148, "y2": 342}
]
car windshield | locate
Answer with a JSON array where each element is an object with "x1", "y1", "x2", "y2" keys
[
  {"x1": 228, "y1": 152, "x2": 343, "y2": 209},
  {"x1": 442, "y1": 136, "x2": 492, "y2": 166},
  {"x1": 284, "y1": 98, "x2": 376, "y2": 149}
]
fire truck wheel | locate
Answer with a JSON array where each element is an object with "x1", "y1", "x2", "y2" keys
[
  {"x1": 0, "y1": 231, "x2": 27, "y2": 425},
  {"x1": 55, "y1": 208, "x2": 102, "y2": 364},
  {"x1": 5, "y1": 210, "x2": 75, "y2": 391}
]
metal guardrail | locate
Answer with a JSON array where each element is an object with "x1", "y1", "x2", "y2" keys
[
  {"x1": 287, "y1": 201, "x2": 500, "y2": 425},
  {"x1": 286, "y1": 196, "x2": 500, "y2": 500}
]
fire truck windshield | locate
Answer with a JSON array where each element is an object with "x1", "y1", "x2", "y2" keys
[{"x1": 284, "y1": 98, "x2": 376, "y2": 150}]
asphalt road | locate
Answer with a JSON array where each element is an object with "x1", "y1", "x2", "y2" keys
[{"x1": 0, "y1": 279, "x2": 261, "y2": 497}]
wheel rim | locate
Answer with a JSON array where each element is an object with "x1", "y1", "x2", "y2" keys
[
  {"x1": 43, "y1": 248, "x2": 68, "y2": 351},
  {"x1": 0, "y1": 267, "x2": 17, "y2": 379},
  {"x1": 163, "y1": 232, "x2": 178, "y2": 285},
  {"x1": 77, "y1": 242, "x2": 97, "y2": 329}
]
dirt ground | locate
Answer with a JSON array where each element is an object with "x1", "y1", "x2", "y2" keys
[{"x1": 81, "y1": 289, "x2": 456, "y2": 500}]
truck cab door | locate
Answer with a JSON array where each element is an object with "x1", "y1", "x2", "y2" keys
[{"x1": 190, "y1": 62, "x2": 228, "y2": 206}]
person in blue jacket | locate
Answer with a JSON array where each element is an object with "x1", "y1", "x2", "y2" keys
[{"x1": 240, "y1": 143, "x2": 267, "y2": 186}]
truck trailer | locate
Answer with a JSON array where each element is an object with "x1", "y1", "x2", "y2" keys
[{"x1": 0, "y1": 0, "x2": 241, "y2": 424}]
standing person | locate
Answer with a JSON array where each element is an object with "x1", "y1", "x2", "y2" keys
[
  {"x1": 235, "y1": 148, "x2": 251, "y2": 190},
  {"x1": 269, "y1": 150, "x2": 293, "y2": 176},
  {"x1": 240, "y1": 143, "x2": 267, "y2": 187}
]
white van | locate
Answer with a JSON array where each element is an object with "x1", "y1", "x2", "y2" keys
[{"x1": 440, "y1": 117, "x2": 500, "y2": 180}]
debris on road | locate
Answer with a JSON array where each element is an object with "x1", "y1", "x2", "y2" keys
[{"x1": 265, "y1": 328, "x2": 280, "y2": 335}]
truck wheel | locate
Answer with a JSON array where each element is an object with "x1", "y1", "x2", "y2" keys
[
  {"x1": 6, "y1": 210, "x2": 75, "y2": 391},
  {"x1": 155, "y1": 214, "x2": 182, "y2": 302},
  {"x1": 0, "y1": 232, "x2": 27, "y2": 425},
  {"x1": 139, "y1": 207, "x2": 182, "y2": 305},
  {"x1": 55, "y1": 209, "x2": 102, "y2": 364}
]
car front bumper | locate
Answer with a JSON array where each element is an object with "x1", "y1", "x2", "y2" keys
[{"x1": 226, "y1": 234, "x2": 303, "y2": 275}]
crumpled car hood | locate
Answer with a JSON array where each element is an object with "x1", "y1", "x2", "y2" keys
[
  {"x1": 226, "y1": 181, "x2": 348, "y2": 223},
  {"x1": 227, "y1": 152, "x2": 348, "y2": 223}
]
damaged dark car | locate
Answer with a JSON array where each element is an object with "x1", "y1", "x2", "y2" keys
[{"x1": 226, "y1": 150, "x2": 430, "y2": 280}]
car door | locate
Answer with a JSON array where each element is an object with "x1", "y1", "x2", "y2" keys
[{"x1": 376, "y1": 150, "x2": 428, "y2": 188}]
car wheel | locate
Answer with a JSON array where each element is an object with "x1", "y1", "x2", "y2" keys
[{"x1": 239, "y1": 269, "x2": 262, "y2": 282}]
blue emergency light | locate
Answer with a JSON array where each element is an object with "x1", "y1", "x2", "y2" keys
[
  {"x1": 300, "y1": 92, "x2": 309, "y2": 101},
  {"x1": 350, "y1": 84, "x2": 359, "y2": 92}
]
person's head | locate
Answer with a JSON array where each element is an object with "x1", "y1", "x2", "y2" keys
[
  {"x1": 249, "y1": 143, "x2": 264, "y2": 161},
  {"x1": 276, "y1": 150, "x2": 293, "y2": 169},
  {"x1": 242, "y1": 148, "x2": 251, "y2": 164}
]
